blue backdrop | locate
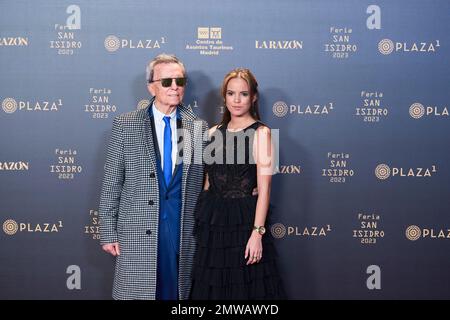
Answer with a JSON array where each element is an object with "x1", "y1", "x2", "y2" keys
[{"x1": 1, "y1": 0, "x2": 449, "y2": 299}]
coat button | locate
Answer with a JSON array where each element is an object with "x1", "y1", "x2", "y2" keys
[
  {"x1": 148, "y1": 200, "x2": 154, "y2": 205},
  {"x1": 165, "y1": 195, "x2": 169, "y2": 200},
  {"x1": 150, "y1": 172, "x2": 155, "y2": 178},
  {"x1": 146, "y1": 230, "x2": 152, "y2": 235}
]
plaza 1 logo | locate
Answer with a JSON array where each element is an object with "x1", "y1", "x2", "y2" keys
[
  {"x1": 355, "y1": 91, "x2": 388, "y2": 123},
  {"x1": 1, "y1": 97, "x2": 63, "y2": 114},
  {"x1": 375, "y1": 163, "x2": 437, "y2": 180},
  {"x1": 136, "y1": 99, "x2": 150, "y2": 110},
  {"x1": 378, "y1": 39, "x2": 440, "y2": 55},
  {"x1": 50, "y1": 148, "x2": 83, "y2": 180},
  {"x1": 353, "y1": 213, "x2": 384, "y2": 245},
  {"x1": 272, "y1": 101, "x2": 334, "y2": 118},
  {"x1": 49, "y1": 4, "x2": 82, "y2": 55},
  {"x1": 84, "y1": 87, "x2": 117, "y2": 119},
  {"x1": 270, "y1": 223, "x2": 332, "y2": 239},
  {"x1": 0, "y1": 161, "x2": 29, "y2": 171},
  {"x1": 185, "y1": 27, "x2": 233, "y2": 56},
  {"x1": 3, "y1": 218, "x2": 63, "y2": 235},
  {"x1": 322, "y1": 152, "x2": 355, "y2": 183},
  {"x1": 84, "y1": 209, "x2": 100, "y2": 240},
  {"x1": 0, "y1": 36, "x2": 28, "y2": 47},
  {"x1": 324, "y1": 26, "x2": 357, "y2": 59},
  {"x1": 409, "y1": 102, "x2": 448, "y2": 119},
  {"x1": 406, "y1": 225, "x2": 450, "y2": 241},
  {"x1": 104, "y1": 34, "x2": 166, "y2": 52}
]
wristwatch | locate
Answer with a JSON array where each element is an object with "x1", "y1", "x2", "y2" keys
[{"x1": 253, "y1": 225, "x2": 266, "y2": 235}]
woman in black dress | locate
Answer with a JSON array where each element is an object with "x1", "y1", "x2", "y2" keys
[{"x1": 191, "y1": 68, "x2": 285, "y2": 300}]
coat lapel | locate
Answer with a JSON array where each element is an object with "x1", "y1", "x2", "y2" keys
[
  {"x1": 171, "y1": 117, "x2": 183, "y2": 181},
  {"x1": 178, "y1": 105, "x2": 196, "y2": 209},
  {"x1": 142, "y1": 101, "x2": 160, "y2": 184}
]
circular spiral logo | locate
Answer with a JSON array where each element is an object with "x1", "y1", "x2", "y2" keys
[
  {"x1": 273, "y1": 101, "x2": 288, "y2": 117},
  {"x1": 137, "y1": 99, "x2": 150, "y2": 110},
  {"x1": 2, "y1": 98, "x2": 18, "y2": 113},
  {"x1": 375, "y1": 164, "x2": 391, "y2": 180},
  {"x1": 405, "y1": 225, "x2": 421, "y2": 241},
  {"x1": 378, "y1": 39, "x2": 394, "y2": 55},
  {"x1": 3, "y1": 219, "x2": 18, "y2": 235},
  {"x1": 409, "y1": 103, "x2": 425, "y2": 119},
  {"x1": 270, "y1": 223, "x2": 286, "y2": 239},
  {"x1": 104, "y1": 35, "x2": 120, "y2": 52}
]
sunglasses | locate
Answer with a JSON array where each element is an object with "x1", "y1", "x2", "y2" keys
[{"x1": 149, "y1": 77, "x2": 187, "y2": 87}]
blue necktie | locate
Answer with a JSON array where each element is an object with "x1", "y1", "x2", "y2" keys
[{"x1": 163, "y1": 116, "x2": 172, "y2": 186}]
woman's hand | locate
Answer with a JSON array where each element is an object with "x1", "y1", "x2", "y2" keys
[{"x1": 245, "y1": 232, "x2": 263, "y2": 265}]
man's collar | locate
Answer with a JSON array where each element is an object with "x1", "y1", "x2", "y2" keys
[
  {"x1": 152, "y1": 102, "x2": 176, "y2": 121},
  {"x1": 147, "y1": 98, "x2": 181, "y2": 120}
]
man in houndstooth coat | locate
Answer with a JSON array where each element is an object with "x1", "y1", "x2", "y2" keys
[{"x1": 99, "y1": 54, "x2": 207, "y2": 300}]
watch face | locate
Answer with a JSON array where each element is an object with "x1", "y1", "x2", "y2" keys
[{"x1": 259, "y1": 226, "x2": 266, "y2": 235}]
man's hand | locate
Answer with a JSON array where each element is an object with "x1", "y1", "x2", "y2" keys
[{"x1": 102, "y1": 243, "x2": 120, "y2": 256}]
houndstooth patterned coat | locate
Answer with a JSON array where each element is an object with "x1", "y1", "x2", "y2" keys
[{"x1": 99, "y1": 101, "x2": 207, "y2": 300}]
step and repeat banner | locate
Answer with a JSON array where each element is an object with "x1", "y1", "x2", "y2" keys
[{"x1": 1, "y1": 0, "x2": 449, "y2": 299}]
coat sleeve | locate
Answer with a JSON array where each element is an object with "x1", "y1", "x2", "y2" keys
[{"x1": 99, "y1": 116, "x2": 125, "y2": 245}]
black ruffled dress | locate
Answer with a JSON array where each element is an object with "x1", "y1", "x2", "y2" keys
[{"x1": 190, "y1": 121, "x2": 285, "y2": 300}]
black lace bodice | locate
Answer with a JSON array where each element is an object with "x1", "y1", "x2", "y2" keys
[{"x1": 205, "y1": 121, "x2": 261, "y2": 199}]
